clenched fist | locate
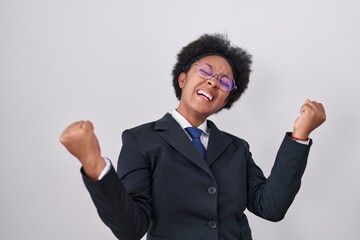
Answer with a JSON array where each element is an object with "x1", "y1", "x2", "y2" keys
[
  {"x1": 292, "y1": 99, "x2": 326, "y2": 140},
  {"x1": 60, "y1": 120, "x2": 105, "y2": 180}
]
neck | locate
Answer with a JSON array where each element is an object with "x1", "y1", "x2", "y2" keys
[{"x1": 175, "y1": 108, "x2": 207, "y2": 127}]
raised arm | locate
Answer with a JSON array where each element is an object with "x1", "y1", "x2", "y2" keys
[
  {"x1": 60, "y1": 122, "x2": 151, "y2": 239},
  {"x1": 247, "y1": 99, "x2": 326, "y2": 221}
]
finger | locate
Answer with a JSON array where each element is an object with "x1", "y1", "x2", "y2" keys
[
  {"x1": 299, "y1": 99, "x2": 311, "y2": 113},
  {"x1": 313, "y1": 103, "x2": 324, "y2": 113},
  {"x1": 303, "y1": 100, "x2": 327, "y2": 122},
  {"x1": 307, "y1": 101, "x2": 324, "y2": 113},
  {"x1": 66, "y1": 120, "x2": 84, "y2": 129},
  {"x1": 306, "y1": 101, "x2": 318, "y2": 111},
  {"x1": 318, "y1": 102, "x2": 325, "y2": 113},
  {"x1": 305, "y1": 99, "x2": 324, "y2": 110},
  {"x1": 60, "y1": 121, "x2": 83, "y2": 141},
  {"x1": 83, "y1": 121, "x2": 94, "y2": 132},
  {"x1": 60, "y1": 126, "x2": 73, "y2": 144},
  {"x1": 300, "y1": 102, "x2": 310, "y2": 114},
  {"x1": 314, "y1": 102, "x2": 326, "y2": 121},
  {"x1": 78, "y1": 120, "x2": 86, "y2": 129}
]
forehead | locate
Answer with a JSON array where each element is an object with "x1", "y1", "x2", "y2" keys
[{"x1": 197, "y1": 55, "x2": 233, "y2": 77}]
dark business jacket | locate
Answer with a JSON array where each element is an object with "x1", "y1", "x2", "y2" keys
[{"x1": 83, "y1": 113, "x2": 311, "y2": 240}]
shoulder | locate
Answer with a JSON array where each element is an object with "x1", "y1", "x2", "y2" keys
[
  {"x1": 224, "y1": 130, "x2": 250, "y2": 150},
  {"x1": 207, "y1": 119, "x2": 250, "y2": 149},
  {"x1": 122, "y1": 120, "x2": 157, "y2": 139},
  {"x1": 122, "y1": 113, "x2": 174, "y2": 138}
]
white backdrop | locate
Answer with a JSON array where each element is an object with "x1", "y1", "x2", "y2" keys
[{"x1": 1, "y1": 0, "x2": 359, "y2": 239}]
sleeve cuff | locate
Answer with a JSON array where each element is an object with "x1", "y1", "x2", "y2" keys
[
  {"x1": 286, "y1": 132, "x2": 312, "y2": 146},
  {"x1": 98, "y1": 157, "x2": 111, "y2": 180}
]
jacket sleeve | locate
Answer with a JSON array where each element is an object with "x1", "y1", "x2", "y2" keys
[
  {"x1": 246, "y1": 133, "x2": 312, "y2": 222},
  {"x1": 82, "y1": 129, "x2": 152, "y2": 240}
]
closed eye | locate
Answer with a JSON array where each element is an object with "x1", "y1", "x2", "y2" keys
[
  {"x1": 199, "y1": 68, "x2": 212, "y2": 76},
  {"x1": 219, "y1": 76, "x2": 234, "y2": 90},
  {"x1": 197, "y1": 63, "x2": 214, "y2": 78}
]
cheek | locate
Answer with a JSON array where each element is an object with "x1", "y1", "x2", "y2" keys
[
  {"x1": 219, "y1": 92, "x2": 229, "y2": 103},
  {"x1": 217, "y1": 94, "x2": 229, "y2": 109}
]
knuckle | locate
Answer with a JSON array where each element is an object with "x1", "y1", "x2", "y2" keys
[{"x1": 60, "y1": 135, "x2": 69, "y2": 144}]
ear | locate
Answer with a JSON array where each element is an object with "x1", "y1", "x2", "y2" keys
[{"x1": 178, "y1": 72, "x2": 186, "y2": 88}]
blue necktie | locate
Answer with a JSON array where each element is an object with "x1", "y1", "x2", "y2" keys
[{"x1": 185, "y1": 127, "x2": 206, "y2": 159}]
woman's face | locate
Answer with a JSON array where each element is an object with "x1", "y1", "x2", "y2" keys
[{"x1": 177, "y1": 55, "x2": 233, "y2": 124}]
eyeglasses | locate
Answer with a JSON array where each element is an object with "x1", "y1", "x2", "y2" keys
[{"x1": 195, "y1": 62, "x2": 237, "y2": 92}]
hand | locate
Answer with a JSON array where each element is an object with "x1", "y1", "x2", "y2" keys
[
  {"x1": 60, "y1": 120, "x2": 105, "y2": 180},
  {"x1": 292, "y1": 99, "x2": 326, "y2": 140}
]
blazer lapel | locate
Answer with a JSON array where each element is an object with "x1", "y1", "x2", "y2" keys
[
  {"x1": 155, "y1": 113, "x2": 214, "y2": 178},
  {"x1": 206, "y1": 120, "x2": 233, "y2": 166}
]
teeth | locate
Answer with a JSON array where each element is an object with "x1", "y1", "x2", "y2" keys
[{"x1": 197, "y1": 90, "x2": 213, "y2": 101}]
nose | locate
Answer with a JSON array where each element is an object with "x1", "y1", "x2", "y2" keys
[{"x1": 206, "y1": 75, "x2": 220, "y2": 89}]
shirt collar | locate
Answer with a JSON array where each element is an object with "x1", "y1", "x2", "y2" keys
[{"x1": 172, "y1": 109, "x2": 209, "y2": 135}]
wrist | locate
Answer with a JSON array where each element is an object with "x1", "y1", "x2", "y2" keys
[
  {"x1": 83, "y1": 157, "x2": 106, "y2": 180},
  {"x1": 291, "y1": 135, "x2": 309, "y2": 141},
  {"x1": 292, "y1": 128, "x2": 309, "y2": 141}
]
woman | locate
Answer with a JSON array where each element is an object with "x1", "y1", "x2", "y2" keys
[{"x1": 60, "y1": 33, "x2": 326, "y2": 239}]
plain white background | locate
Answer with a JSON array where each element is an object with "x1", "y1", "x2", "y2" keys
[{"x1": 1, "y1": 0, "x2": 359, "y2": 239}]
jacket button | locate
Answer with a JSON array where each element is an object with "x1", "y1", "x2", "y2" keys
[
  {"x1": 208, "y1": 220, "x2": 217, "y2": 229},
  {"x1": 208, "y1": 186, "x2": 217, "y2": 195}
]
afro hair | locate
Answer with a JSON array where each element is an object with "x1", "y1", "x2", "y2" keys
[{"x1": 172, "y1": 33, "x2": 252, "y2": 110}]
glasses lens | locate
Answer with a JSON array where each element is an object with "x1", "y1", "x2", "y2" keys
[
  {"x1": 218, "y1": 75, "x2": 235, "y2": 92},
  {"x1": 197, "y1": 64, "x2": 214, "y2": 79}
]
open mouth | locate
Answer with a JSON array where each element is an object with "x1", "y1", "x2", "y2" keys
[{"x1": 197, "y1": 89, "x2": 214, "y2": 102}]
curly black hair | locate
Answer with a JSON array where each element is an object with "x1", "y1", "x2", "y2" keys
[{"x1": 172, "y1": 33, "x2": 252, "y2": 110}]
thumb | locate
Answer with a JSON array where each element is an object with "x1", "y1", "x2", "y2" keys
[
  {"x1": 83, "y1": 120, "x2": 94, "y2": 132},
  {"x1": 300, "y1": 99, "x2": 311, "y2": 114}
]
